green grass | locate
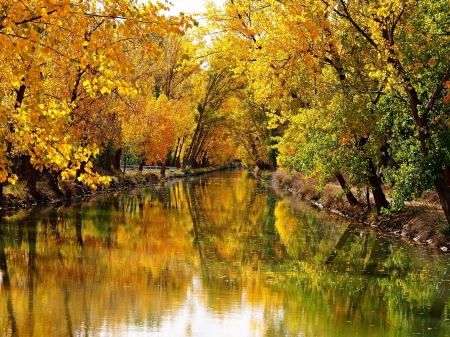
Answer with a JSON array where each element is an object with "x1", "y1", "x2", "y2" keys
[
  {"x1": 4, "y1": 181, "x2": 27, "y2": 198},
  {"x1": 261, "y1": 172, "x2": 273, "y2": 180}
]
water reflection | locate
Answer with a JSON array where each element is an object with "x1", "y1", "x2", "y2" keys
[{"x1": 0, "y1": 169, "x2": 449, "y2": 336}]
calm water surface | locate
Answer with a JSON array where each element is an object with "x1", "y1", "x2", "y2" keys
[{"x1": 1, "y1": 169, "x2": 450, "y2": 336}]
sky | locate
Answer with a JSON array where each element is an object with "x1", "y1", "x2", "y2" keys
[{"x1": 167, "y1": 0, "x2": 224, "y2": 15}]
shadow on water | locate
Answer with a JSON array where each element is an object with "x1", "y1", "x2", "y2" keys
[
  {"x1": 26, "y1": 212, "x2": 37, "y2": 337},
  {"x1": 74, "y1": 203, "x2": 84, "y2": 251},
  {"x1": 364, "y1": 236, "x2": 392, "y2": 276},
  {"x1": 428, "y1": 265, "x2": 450, "y2": 333},
  {"x1": 0, "y1": 215, "x2": 17, "y2": 337},
  {"x1": 325, "y1": 224, "x2": 357, "y2": 265}
]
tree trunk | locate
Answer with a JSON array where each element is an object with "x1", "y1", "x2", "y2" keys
[
  {"x1": 175, "y1": 137, "x2": 185, "y2": 168},
  {"x1": 197, "y1": 136, "x2": 210, "y2": 166},
  {"x1": 172, "y1": 138, "x2": 181, "y2": 167},
  {"x1": 201, "y1": 151, "x2": 208, "y2": 168},
  {"x1": 49, "y1": 171, "x2": 64, "y2": 197},
  {"x1": 23, "y1": 155, "x2": 38, "y2": 197},
  {"x1": 160, "y1": 162, "x2": 166, "y2": 178},
  {"x1": 368, "y1": 158, "x2": 389, "y2": 214},
  {"x1": 103, "y1": 152, "x2": 112, "y2": 171},
  {"x1": 122, "y1": 154, "x2": 127, "y2": 177},
  {"x1": 187, "y1": 127, "x2": 204, "y2": 167},
  {"x1": 335, "y1": 172, "x2": 359, "y2": 205},
  {"x1": 185, "y1": 129, "x2": 199, "y2": 167},
  {"x1": 190, "y1": 130, "x2": 210, "y2": 167},
  {"x1": 114, "y1": 148, "x2": 122, "y2": 170},
  {"x1": 185, "y1": 104, "x2": 206, "y2": 167},
  {"x1": 445, "y1": 166, "x2": 450, "y2": 186},
  {"x1": 138, "y1": 159, "x2": 145, "y2": 172},
  {"x1": 435, "y1": 175, "x2": 450, "y2": 227}
]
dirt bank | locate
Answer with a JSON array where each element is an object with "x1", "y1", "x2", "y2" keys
[
  {"x1": 0, "y1": 167, "x2": 220, "y2": 211},
  {"x1": 265, "y1": 170, "x2": 450, "y2": 252}
]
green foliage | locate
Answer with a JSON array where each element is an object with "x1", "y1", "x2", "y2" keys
[
  {"x1": 261, "y1": 172, "x2": 272, "y2": 180},
  {"x1": 135, "y1": 173, "x2": 146, "y2": 184},
  {"x1": 4, "y1": 181, "x2": 27, "y2": 198}
]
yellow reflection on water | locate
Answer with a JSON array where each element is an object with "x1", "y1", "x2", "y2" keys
[{"x1": 0, "y1": 170, "x2": 449, "y2": 336}]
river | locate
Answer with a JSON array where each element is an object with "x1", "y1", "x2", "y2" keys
[{"x1": 0, "y1": 169, "x2": 449, "y2": 336}]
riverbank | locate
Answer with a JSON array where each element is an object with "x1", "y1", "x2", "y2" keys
[
  {"x1": 265, "y1": 170, "x2": 450, "y2": 252},
  {"x1": 0, "y1": 166, "x2": 220, "y2": 211},
  {"x1": 3, "y1": 166, "x2": 448, "y2": 252}
]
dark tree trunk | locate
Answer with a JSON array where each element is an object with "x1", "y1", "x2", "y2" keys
[
  {"x1": 114, "y1": 148, "x2": 122, "y2": 170},
  {"x1": 138, "y1": 159, "x2": 145, "y2": 172},
  {"x1": 185, "y1": 104, "x2": 205, "y2": 167},
  {"x1": 172, "y1": 138, "x2": 181, "y2": 167},
  {"x1": 201, "y1": 151, "x2": 208, "y2": 168},
  {"x1": 368, "y1": 158, "x2": 389, "y2": 214},
  {"x1": 190, "y1": 131, "x2": 210, "y2": 168},
  {"x1": 175, "y1": 137, "x2": 185, "y2": 168},
  {"x1": 187, "y1": 127, "x2": 204, "y2": 167},
  {"x1": 104, "y1": 152, "x2": 112, "y2": 171},
  {"x1": 435, "y1": 175, "x2": 450, "y2": 227},
  {"x1": 122, "y1": 154, "x2": 127, "y2": 177},
  {"x1": 49, "y1": 171, "x2": 64, "y2": 197},
  {"x1": 23, "y1": 155, "x2": 38, "y2": 197},
  {"x1": 160, "y1": 162, "x2": 166, "y2": 178},
  {"x1": 445, "y1": 166, "x2": 450, "y2": 186},
  {"x1": 335, "y1": 172, "x2": 359, "y2": 205}
]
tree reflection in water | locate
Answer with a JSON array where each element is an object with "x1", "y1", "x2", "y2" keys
[{"x1": 0, "y1": 170, "x2": 449, "y2": 336}]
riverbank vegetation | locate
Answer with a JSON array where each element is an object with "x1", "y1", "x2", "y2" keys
[{"x1": 1, "y1": 0, "x2": 450, "y2": 237}]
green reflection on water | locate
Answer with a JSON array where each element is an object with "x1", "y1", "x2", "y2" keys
[{"x1": 0, "y1": 169, "x2": 449, "y2": 336}]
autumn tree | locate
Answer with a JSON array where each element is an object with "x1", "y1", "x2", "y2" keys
[
  {"x1": 0, "y1": 0, "x2": 192, "y2": 197},
  {"x1": 203, "y1": 0, "x2": 450, "y2": 221},
  {"x1": 183, "y1": 62, "x2": 244, "y2": 168},
  {"x1": 322, "y1": 0, "x2": 450, "y2": 220},
  {"x1": 122, "y1": 94, "x2": 192, "y2": 175}
]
